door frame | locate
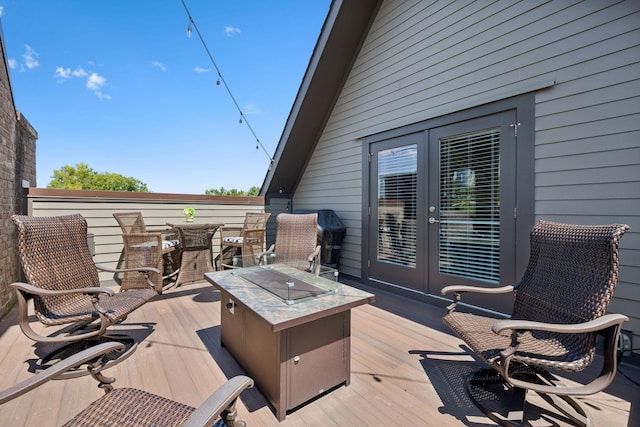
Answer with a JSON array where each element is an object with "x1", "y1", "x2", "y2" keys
[{"x1": 361, "y1": 94, "x2": 535, "y2": 313}]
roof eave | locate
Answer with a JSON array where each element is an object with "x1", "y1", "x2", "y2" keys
[{"x1": 261, "y1": 0, "x2": 381, "y2": 198}]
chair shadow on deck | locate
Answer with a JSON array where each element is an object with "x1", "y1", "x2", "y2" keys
[
  {"x1": 21, "y1": 283, "x2": 215, "y2": 377},
  {"x1": 409, "y1": 347, "x2": 493, "y2": 426},
  {"x1": 410, "y1": 347, "x2": 636, "y2": 427},
  {"x1": 27, "y1": 320, "x2": 157, "y2": 376}
]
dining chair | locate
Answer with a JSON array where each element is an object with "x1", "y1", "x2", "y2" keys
[
  {"x1": 263, "y1": 213, "x2": 321, "y2": 274},
  {"x1": 219, "y1": 212, "x2": 271, "y2": 269},
  {"x1": 113, "y1": 212, "x2": 179, "y2": 292}
]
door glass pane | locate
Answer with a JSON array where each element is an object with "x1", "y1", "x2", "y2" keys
[
  {"x1": 377, "y1": 145, "x2": 417, "y2": 267},
  {"x1": 439, "y1": 128, "x2": 500, "y2": 283}
]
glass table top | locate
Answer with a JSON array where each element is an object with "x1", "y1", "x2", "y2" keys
[{"x1": 231, "y1": 265, "x2": 338, "y2": 305}]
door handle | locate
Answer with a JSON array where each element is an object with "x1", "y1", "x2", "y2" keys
[{"x1": 428, "y1": 217, "x2": 439, "y2": 224}]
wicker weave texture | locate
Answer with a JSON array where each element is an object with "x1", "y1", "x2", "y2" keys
[
  {"x1": 62, "y1": 388, "x2": 195, "y2": 426},
  {"x1": 112, "y1": 212, "x2": 147, "y2": 234},
  {"x1": 444, "y1": 220, "x2": 629, "y2": 373},
  {"x1": 272, "y1": 213, "x2": 319, "y2": 270},
  {"x1": 11, "y1": 214, "x2": 156, "y2": 327},
  {"x1": 170, "y1": 224, "x2": 221, "y2": 286},
  {"x1": 219, "y1": 212, "x2": 270, "y2": 269},
  {"x1": 113, "y1": 212, "x2": 177, "y2": 292}
]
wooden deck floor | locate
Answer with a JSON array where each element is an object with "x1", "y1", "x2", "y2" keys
[{"x1": 0, "y1": 279, "x2": 637, "y2": 426}]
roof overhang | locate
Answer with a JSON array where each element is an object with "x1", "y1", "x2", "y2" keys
[{"x1": 261, "y1": 0, "x2": 381, "y2": 198}]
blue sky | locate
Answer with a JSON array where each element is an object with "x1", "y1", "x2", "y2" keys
[{"x1": 0, "y1": 1, "x2": 331, "y2": 194}]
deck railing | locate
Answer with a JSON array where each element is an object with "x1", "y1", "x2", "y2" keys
[{"x1": 25, "y1": 188, "x2": 266, "y2": 281}]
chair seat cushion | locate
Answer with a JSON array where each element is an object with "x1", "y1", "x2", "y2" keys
[
  {"x1": 38, "y1": 288, "x2": 157, "y2": 326},
  {"x1": 223, "y1": 236, "x2": 243, "y2": 244},
  {"x1": 62, "y1": 387, "x2": 195, "y2": 426},
  {"x1": 162, "y1": 239, "x2": 179, "y2": 249},
  {"x1": 443, "y1": 311, "x2": 595, "y2": 372}
]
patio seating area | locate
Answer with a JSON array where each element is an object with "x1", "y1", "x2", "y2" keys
[{"x1": 0, "y1": 276, "x2": 636, "y2": 426}]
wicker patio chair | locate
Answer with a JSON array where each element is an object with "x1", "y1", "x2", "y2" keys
[
  {"x1": 442, "y1": 220, "x2": 630, "y2": 427},
  {"x1": 113, "y1": 212, "x2": 179, "y2": 292},
  {"x1": 11, "y1": 214, "x2": 160, "y2": 375},
  {"x1": 0, "y1": 342, "x2": 254, "y2": 427},
  {"x1": 219, "y1": 212, "x2": 271, "y2": 269},
  {"x1": 263, "y1": 213, "x2": 321, "y2": 274}
]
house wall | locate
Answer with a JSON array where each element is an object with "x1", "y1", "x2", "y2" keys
[
  {"x1": 0, "y1": 34, "x2": 37, "y2": 318},
  {"x1": 293, "y1": 1, "x2": 640, "y2": 343}
]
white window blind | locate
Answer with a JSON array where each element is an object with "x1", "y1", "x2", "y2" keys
[
  {"x1": 439, "y1": 128, "x2": 500, "y2": 283},
  {"x1": 377, "y1": 145, "x2": 417, "y2": 267}
]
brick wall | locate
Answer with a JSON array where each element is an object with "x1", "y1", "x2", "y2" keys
[{"x1": 0, "y1": 36, "x2": 37, "y2": 318}]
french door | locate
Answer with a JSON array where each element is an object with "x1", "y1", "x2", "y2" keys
[{"x1": 369, "y1": 110, "x2": 518, "y2": 313}]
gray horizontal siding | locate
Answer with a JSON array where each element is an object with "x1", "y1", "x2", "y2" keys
[{"x1": 292, "y1": 0, "x2": 640, "y2": 342}]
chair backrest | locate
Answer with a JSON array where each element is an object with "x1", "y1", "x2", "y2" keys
[
  {"x1": 242, "y1": 212, "x2": 271, "y2": 232},
  {"x1": 274, "y1": 213, "x2": 318, "y2": 267},
  {"x1": 513, "y1": 220, "x2": 629, "y2": 325},
  {"x1": 113, "y1": 212, "x2": 146, "y2": 234},
  {"x1": 12, "y1": 214, "x2": 100, "y2": 318}
]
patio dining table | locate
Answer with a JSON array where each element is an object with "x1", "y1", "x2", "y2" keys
[{"x1": 167, "y1": 222, "x2": 223, "y2": 287}]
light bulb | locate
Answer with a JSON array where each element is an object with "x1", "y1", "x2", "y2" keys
[{"x1": 187, "y1": 24, "x2": 192, "y2": 37}]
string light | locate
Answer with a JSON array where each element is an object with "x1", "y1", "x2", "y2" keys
[{"x1": 180, "y1": 0, "x2": 273, "y2": 163}]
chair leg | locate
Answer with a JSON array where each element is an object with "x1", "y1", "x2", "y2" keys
[
  {"x1": 33, "y1": 333, "x2": 137, "y2": 379},
  {"x1": 532, "y1": 370, "x2": 594, "y2": 427}
]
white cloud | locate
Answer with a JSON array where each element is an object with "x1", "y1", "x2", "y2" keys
[
  {"x1": 194, "y1": 66, "x2": 210, "y2": 73},
  {"x1": 55, "y1": 67, "x2": 71, "y2": 79},
  {"x1": 0, "y1": 7, "x2": 4, "y2": 17},
  {"x1": 224, "y1": 26, "x2": 241, "y2": 37},
  {"x1": 7, "y1": 58, "x2": 16, "y2": 69},
  {"x1": 55, "y1": 66, "x2": 88, "y2": 81},
  {"x1": 243, "y1": 103, "x2": 262, "y2": 115},
  {"x1": 87, "y1": 73, "x2": 106, "y2": 91},
  {"x1": 73, "y1": 68, "x2": 88, "y2": 78},
  {"x1": 86, "y1": 73, "x2": 110, "y2": 101},
  {"x1": 95, "y1": 92, "x2": 112, "y2": 101},
  {"x1": 22, "y1": 45, "x2": 39, "y2": 69},
  {"x1": 54, "y1": 66, "x2": 110, "y2": 100},
  {"x1": 152, "y1": 61, "x2": 166, "y2": 71}
]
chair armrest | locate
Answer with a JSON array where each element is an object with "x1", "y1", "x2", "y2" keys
[
  {"x1": 182, "y1": 376, "x2": 254, "y2": 427},
  {"x1": 494, "y1": 313, "x2": 629, "y2": 396},
  {"x1": 308, "y1": 245, "x2": 322, "y2": 274},
  {"x1": 442, "y1": 284, "x2": 515, "y2": 313},
  {"x1": 10, "y1": 282, "x2": 120, "y2": 343},
  {"x1": 96, "y1": 263, "x2": 161, "y2": 275},
  {"x1": 492, "y1": 313, "x2": 629, "y2": 335},
  {"x1": 0, "y1": 342, "x2": 124, "y2": 404},
  {"x1": 11, "y1": 282, "x2": 116, "y2": 297},
  {"x1": 441, "y1": 284, "x2": 515, "y2": 296}
]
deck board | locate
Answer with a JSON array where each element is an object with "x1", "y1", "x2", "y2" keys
[{"x1": 0, "y1": 279, "x2": 636, "y2": 426}]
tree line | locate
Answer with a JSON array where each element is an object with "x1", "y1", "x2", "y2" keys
[{"x1": 48, "y1": 163, "x2": 259, "y2": 196}]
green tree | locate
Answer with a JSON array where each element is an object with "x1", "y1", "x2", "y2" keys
[
  {"x1": 205, "y1": 186, "x2": 260, "y2": 196},
  {"x1": 47, "y1": 163, "x2": 148, "y2": 192}
]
